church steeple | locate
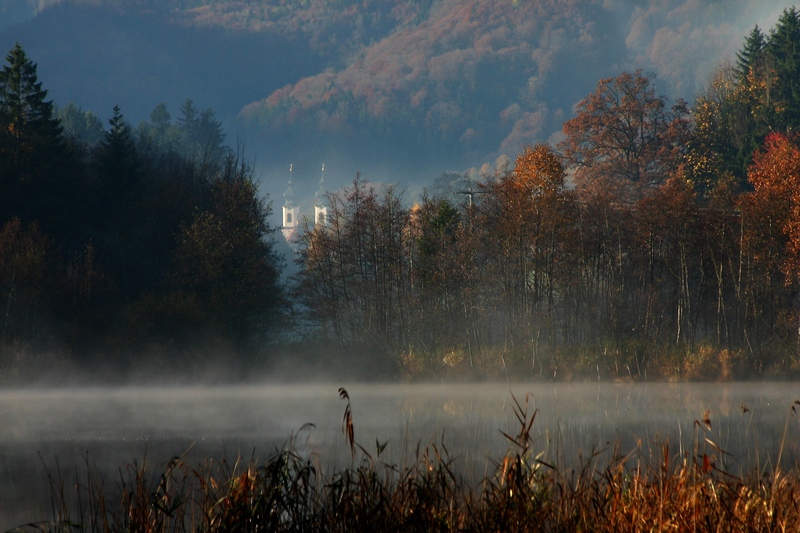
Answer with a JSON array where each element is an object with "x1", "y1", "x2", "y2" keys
[
  {"x1": 282, "y1": 164, "x2": 300, "y2": 243},
  {"x1": 314, "y1": 163, "x2": 328, "y2": 227}
]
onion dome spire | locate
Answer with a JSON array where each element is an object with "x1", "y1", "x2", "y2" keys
[
  {"x1": 283, "y1": 163, "x2": 295, "y2": 206},
  {"x1": 315, "y1": 163, "x2": 326, "y2": 206}
]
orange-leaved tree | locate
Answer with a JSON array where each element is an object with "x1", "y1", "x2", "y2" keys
[
  {"x1": 738, "y1": 132, "x2": 800, "y2": 355},
  {"x1": 742, "y1": 132, "x2": 800, "y2": 280},
  {"x1": 559, "y1": 70, "x2": 690, "y2": 201},
  {"x1": 480, "y1": 143, "x2": 576, "y2": 348}
]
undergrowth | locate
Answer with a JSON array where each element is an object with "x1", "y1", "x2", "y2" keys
[{"x1": 10, "y1": 393, "x2": 800, "y2": 532}]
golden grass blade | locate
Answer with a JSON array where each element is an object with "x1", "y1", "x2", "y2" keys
[{"x1": 339, "y1": 387, "x2": 355, "y2": 459}]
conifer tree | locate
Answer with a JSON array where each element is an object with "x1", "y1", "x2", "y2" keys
[
  {"x1": 735, "y1": 26, "x2": 766, "y2": 79},
  {"x1": 149, "y1": 103, "x2": 171, "y2": 139},
  {"x1": 174, "y1": 98, "x2": 227, "y2": 172},
  {"x1": 0, "y1": 43, "x2": 62, "y2": 176},
  {"x1": 58, "y1": 103, "x2": 104, "y2": 147},
  {"x1": 173, "y1": 154, "x2": 285, "y2": 352},
  {"x1": 176, "y1": 98, "x2": 198, "y2": 132},
  {"x1": 701, "y1": 11, "x2": 800, "y2": 182},
  {"x1": 767, "y1": 8, "x2": 800, "y2": 130},
  {"x1": 0, "y1": 43, "x2": 64, "y2": 222},
  {"x1": 196, "y1": 108, "x2": 227, "y2": 163},
  {"x1": 98, "y1": 105, "x2": 140, "y2": 204},
  {"x1": 136, "y1": 102, "x2": 172, "y2": 152},
  {"x1": 92, "y1": 105, "x2": 145, "y2": 298}
]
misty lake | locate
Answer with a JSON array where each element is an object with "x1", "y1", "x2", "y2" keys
[{"x1": 1, "y1": 382, "x2": 799, "y2": 530}]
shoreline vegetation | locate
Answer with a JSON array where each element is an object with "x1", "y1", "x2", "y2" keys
[
  {"x1": 6, "y1": 11, "x2": 800, "y2": 383},
  {"x1": 1, "y1": 339, "x2": 796, "y2": 387},
  {"x1": 12, "y1": 391, "x2": 800, "y2": 532},
  {"x1": 6, "y1": 16, "x2": 800, "y2": 385}
]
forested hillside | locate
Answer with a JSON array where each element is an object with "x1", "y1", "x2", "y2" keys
[
  {"x1": 238, "y1": 0, "x2": 619, "y2": 167},
  {"x1": 1, "y1": 0, "x2": 792, "y2": 184},
  {"x1": 4, "y1": 5, "x2": 800, "y2": 383}
]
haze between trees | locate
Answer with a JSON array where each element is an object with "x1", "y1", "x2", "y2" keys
[{"x1": 3, "y1": 9, "x2": 800, "y2": 382}]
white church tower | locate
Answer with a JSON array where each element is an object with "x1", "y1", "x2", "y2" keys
[
  {"x1": 281, "y1": 164, "x2": 300, "y2": 244},
  {"x1": 314, "y1": 163, "x2": 328, "y2": 227}
]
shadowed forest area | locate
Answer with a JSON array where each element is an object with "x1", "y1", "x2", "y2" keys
[
  {"x1": 5, "y1": 10, "x2": 800, "y2": 382},
  {"x1": 0, "y1": 43, "x2": 287, "y2": 380}
]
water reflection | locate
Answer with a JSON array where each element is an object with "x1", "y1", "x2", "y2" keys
[{"x1": 0, "y1": 382, "x2": 798, "y2": 530}]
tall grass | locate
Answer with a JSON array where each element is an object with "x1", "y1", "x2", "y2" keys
[{"x1": 11, "y1": 393, "x2": 800, "y2": 532}]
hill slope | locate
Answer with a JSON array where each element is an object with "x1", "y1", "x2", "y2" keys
[
  {"x1": 240, "y1": 1, "x2": 622, "y2": 168},
  {"x1": 1, "y1": 0, "x2": 797, "y2": 187}
]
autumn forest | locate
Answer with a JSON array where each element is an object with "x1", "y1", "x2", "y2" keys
[{"x1": 4, "y1": 9, "x2": 800, "y2": 382}]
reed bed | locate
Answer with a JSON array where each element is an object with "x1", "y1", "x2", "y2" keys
[{"x1": 11, "y1": 392, "x2": 800, "y2": 533}]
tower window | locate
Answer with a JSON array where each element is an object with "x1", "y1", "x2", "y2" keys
[{"x1": 286, "y1": 213, "x2": 293, "y2": 224}]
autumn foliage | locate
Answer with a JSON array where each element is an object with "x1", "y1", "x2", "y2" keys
[
  {"x1": 9, "y1": 7, "x2": 800, "y2": 381},
  {"x1": 294, "y1": 64, "x2": 800, "y2": 379},
  {"x1": 559, "y1": 70, "x2": 690, "y2": 200},
  {"x1": 742, "y1": 133, "x2": 800, "y2": 280}
]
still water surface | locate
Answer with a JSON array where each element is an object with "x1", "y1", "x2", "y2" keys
[{"x1": 0, "y1": 382, "x2": 798, "y2": 530}]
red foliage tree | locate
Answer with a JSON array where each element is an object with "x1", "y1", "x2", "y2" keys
[
  {"x1": 559, "y1": 70, "x2": 690, "y2": 201},
  {"x1": 742, "y1": 132, "x2": 800, "y2": 280}
]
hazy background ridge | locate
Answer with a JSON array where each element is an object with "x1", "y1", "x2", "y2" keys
[{"x1": 1, "y1": 0, "x2": 795, "y2": 195}]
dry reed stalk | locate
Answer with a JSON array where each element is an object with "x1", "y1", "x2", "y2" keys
[
  {"x1": 339, "y1": 387, "x2": 355, "y2": 460},
  {"x1": 17, "y1": 394, "x2": 800, "y2": 533}
]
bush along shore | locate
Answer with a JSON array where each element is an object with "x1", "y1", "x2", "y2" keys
[{"x1": 13, "y1": 391, "x2": 800, "y2": 532}]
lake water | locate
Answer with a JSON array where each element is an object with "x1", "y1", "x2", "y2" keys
[{"x1": 1, "y1": 382, "x2": 798, "y2": 530}]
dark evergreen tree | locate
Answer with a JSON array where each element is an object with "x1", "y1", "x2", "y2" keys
[
  {"x1": 173, "y1": 153, "x2": 285, "y2": 352},
  {"x1": 0, "y1": 43, "x2": 64, "y2": 223},
  {"x1": 195, "y1": 107, "x2": 227, "y2": 164},
  {"x1": 176, "y1": 98, "x2": 198, "y2": 133},
  {"x1": 92, "y1": 105, "x2": 146, "y2": 298},
  {"x1": 170, "y1": 98, "x2": 227, "y2": 175},
  {"x1": 0, "y1": 46, "x2": 287, "y2": 364},
  {"x1": 766, "y1": 7, "x2": 800, "y2": 131},
  {"x1": 97, "y1": 105, "x2": 141, "y2": 205},
  {"x1": 735, "y1": 25, "x2": 766, "y2": 79},
  {"x1": 704, "y1": 11, "x2": 800, "y2": 182}
]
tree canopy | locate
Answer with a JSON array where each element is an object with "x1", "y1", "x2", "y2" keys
[
  {"x1": 558, "y1": 70, "x2": 689, "y2": 200},
  {"x1": 9, "y1": 10, "x2": 800, "y2": 383},
  {"x1": 0, "y1": 44, "x2": 286, "y2": 375}
]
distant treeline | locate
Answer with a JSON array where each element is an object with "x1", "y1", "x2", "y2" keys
[
  {"x1": 294, "y1": 9, "x2": 800, "y2": 381},
  {"x1": 5, "y1": 9, "x2": 800, "y2": 381},
  {"x1": 0, "y1": 43, "x2": 285, "y2": 376}
]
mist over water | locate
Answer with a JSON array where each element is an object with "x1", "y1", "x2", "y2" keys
[{"x1": 1, "y1": 382, "x2": 798, "y2": 529}]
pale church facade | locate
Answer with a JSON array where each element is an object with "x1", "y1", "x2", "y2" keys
[{"x1": 281, "y1": 164, "x2": 328, "y2": 247}]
